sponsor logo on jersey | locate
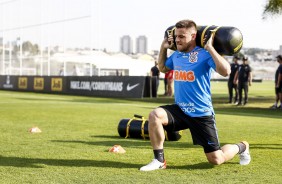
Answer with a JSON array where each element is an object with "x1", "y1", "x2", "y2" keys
[
  {"x1": 174, "y1": 70, "x2": 195, "y2": 82},
  {"x1": 189, "y1": 52, "x2": 198, "y2": 63},
  {"x1": 178, "y1": 102, "x2": 196, "y2": 113}
]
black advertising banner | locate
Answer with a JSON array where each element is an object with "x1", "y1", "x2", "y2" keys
[
  {"x1": 67, "y1": 76, "x2": 146, "y2": 98},
  {"x1": 0, "y1": 75, "x2": 150, "y2": 98},
  {"x1": 0, "y1": 75, "x2": 17, "y2": 90}
]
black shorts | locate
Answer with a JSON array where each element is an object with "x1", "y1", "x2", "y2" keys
[
  {"x1": 276, "y1": 86, "x2": 282, "y2": 94},
  {"x1": 160, "y1": 104, "x2": 220, "y2": 153},
  {"x1": 275, "y1": 87, "x2": 279, "y2": 95}
]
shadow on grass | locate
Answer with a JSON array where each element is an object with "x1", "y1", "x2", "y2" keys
[
  {"x1": 0, "y1": 155, "x2": 140, "y2": 168},
  {"x1": 170, "y1": 162, "x2": 214, "y2": 170},
  {"x1": 248, "y1": 144, "x2": 282, "y2": 150},
  {"x1": 51, "y1": 136, "x2": 196, "y2": 150},
  {"x1": 0, "y1": 155, "x2": 216, "y2": 170},
  {"x1": 219, "y1": 143, "x2": 282, "y2": 150}
]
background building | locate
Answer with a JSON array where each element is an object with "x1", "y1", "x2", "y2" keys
[
  {"x1": 120, "y1": 35, "x2": 133, "y2": 54},
  {"x1": 136, "y1": 35, "x2": 147, "y2": 54}
]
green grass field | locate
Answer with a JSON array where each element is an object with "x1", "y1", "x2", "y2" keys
[{"x1": 0, "y1": 81, "x2": 281, "y2": 183}]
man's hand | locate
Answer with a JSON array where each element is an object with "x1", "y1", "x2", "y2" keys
[
  {"x1": 162, "y1": 34, "x2": 175, "y2": 49},
  {"x1": 204, "y1": 30, "x2": 216, "y2": 51}
]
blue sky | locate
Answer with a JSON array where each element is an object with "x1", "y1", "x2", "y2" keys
[{"x1": 1, "y1": 0, "x2": 282, "y2": 52}]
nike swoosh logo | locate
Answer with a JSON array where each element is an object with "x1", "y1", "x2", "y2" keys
[
  {"x1": 208, "y1": 141, "x2": 215, "y2": 145},
  {"x1": 126, "y1": 83, "x2": 140, "y2": 91}
]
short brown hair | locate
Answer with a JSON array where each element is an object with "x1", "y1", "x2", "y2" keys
[
  {"x1": 276, "y1": 55, "x2": 282, "y2": 60},
  {"x1": 175, "y1": 19, "x2": 197, "y2": 31}
]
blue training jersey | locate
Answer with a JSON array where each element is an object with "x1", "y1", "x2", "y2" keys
[{"x1": 165, "y1": 46, "x2": 216, "y2": 117}]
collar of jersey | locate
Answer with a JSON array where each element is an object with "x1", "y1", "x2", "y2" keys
[{"x1": 176, "y1": 46, "x2": 202, "y2": 57}]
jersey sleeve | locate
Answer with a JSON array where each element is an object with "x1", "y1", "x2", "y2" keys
[
  {"x1": 207, "y1": 54, "x2": 216, "y2": 71},
  {"x1": 165, "y1": 53, "x2": 175, "y2": 70}
]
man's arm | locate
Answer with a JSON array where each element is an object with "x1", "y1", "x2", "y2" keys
[
  {"x1": 248, "y1": 71, "x2": 252, "y2": 86},
  {"x1": 233, "y1": 70, "x2": 238, "y2": 85},
  {"x1": 158, "y1": 35, "x2": 174, "y2": 73},
  {"x1": 204, "y1": 31, "x2": 231, "y2": 77}
]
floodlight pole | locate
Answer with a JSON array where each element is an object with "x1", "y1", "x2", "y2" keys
[
  {"x1": 19, "y1": 37, "x2": 22, "y2": 76},
  {"x1": 9, "y1": 40, "x2": 11, "y2": 75},
  {"x1": 48, "y1": 41, "x2": 50, "y2": 76},
  {"x1": 19, "y1": 0, "x2": 22, "y2": 76},
  {"x1": 2, "y1": 34, "x2": 4, "y2": 75}
]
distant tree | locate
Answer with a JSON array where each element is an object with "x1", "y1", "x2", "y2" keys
[
  {"x1": 22, "y1": 41, "x2": 33, "y2": 53},
  {"x1": 263, "y1": 0, "x2": 282, "y2": 19},
  {"x1": 32, "y1": 44, "x2": 40, "y2": 55},
  {"x1": 22, "y1": 41, "x2": 40, "y2": 55}
]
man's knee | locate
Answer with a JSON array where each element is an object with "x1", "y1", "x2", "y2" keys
[
  {"x1": 207, "y1": 157, "x2": 224, "y2": 165},
  {"x1": 148, "y1": 108, "x2": 167, "y2": 126},
  {"x1": 206, "y1": 151, "x2": 225, "y2": 165}
]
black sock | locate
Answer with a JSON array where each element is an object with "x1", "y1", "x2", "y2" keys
[
  {"x1": 236, "y1": 142, "x2": 246, "y2": 154},
  {"x1": 153, "y1": 149, "x2": 164, "y2": 163}
]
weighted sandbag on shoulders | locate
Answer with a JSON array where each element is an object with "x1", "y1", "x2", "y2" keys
[{"x1": 164, "y1": 25, "x2": 243, "y2": 55}]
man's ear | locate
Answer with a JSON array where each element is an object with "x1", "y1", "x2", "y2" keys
[{"x1": 191, "y1": 33, "x2": 196, "y2": 40}]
